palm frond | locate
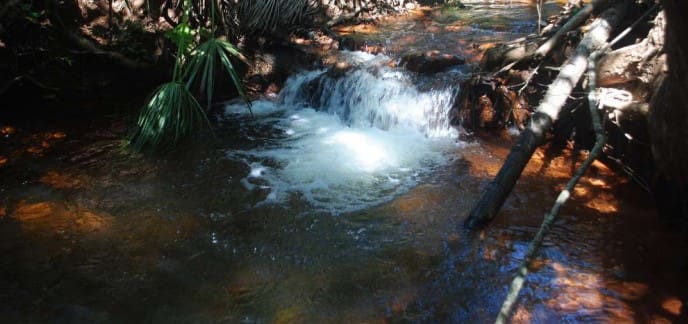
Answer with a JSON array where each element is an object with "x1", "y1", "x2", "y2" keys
[
  {"x1": 238, "y1": 0, "x2": 317, "y2": 33},
  {"x1": 130, "y1": 82, "x2": 208, "y2": 153},
  {"x1": 184, "y1": 37, "x2": 251, "y2": 112}
]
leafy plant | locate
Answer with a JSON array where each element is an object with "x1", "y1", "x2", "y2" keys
[
  {"x1": 184, "y1": 37, "x2": 250, "y2": 109},
  {"x1": 130, "y1": 0, "x2": 250, "y2": 154},
  {"x1": 165, "y1": 22, "x2": 196, "y2": 56},
  {"x1": 17, "y1": 2, "x2": 45, "y2": 23},
  {"x1": 130, "y1": 82, "x2": 208, "y2": 151},
  {"x1": 238, "y1": 0, "x2": 318, "y2": 33}
]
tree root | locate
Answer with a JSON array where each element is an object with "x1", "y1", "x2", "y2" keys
[{"x1": 63, "y1": 30, "x2": 153, "y2": 70}]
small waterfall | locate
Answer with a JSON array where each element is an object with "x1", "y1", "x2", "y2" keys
[
  {"x1": 224, "y1": 51, "x2": 466, "y2": 214},
  {"x1": 278, "y1": 52, "x2": 460, "y2": 138}
]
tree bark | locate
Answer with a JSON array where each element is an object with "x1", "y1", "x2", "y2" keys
[
  {"x1": 533, "y1": 0, "x2": 608, "y2": 59},
  {"x1": 597, "y1": 11, "x2": 664, "y2": 100},
  {"x1": 464, "y1": 0, "x2": 629, "y2": 229},
  {"x1": 651, "y1": 1, "x2": 688, "y2": 190}
]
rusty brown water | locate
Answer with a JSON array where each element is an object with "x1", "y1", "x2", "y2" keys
[{"x1": 1, "y1": 2, "x2": 687, "y2": 323}]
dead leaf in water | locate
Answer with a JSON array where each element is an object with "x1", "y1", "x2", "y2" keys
[
  {"x1": 40, "y1": 171, "x2": 83, "y2": 189},
  {"x1": 608, "y1": 281, "x2": 649, "y2": 301},
  {"x1": 1, "y1": 126, "x2": 16, "y2": 135},
  {"x1": 26, "y1": 146, "x2": 44, "y2": 154},
  {"x1": 75, "y1": 211, "x2": 111, "y2": 232},
  {"x1": 661, "y1": 297, "x2": 683, "y2": 316},
  {"x1": 14, "y1": 201, "x2": 54, "y2": 221}
]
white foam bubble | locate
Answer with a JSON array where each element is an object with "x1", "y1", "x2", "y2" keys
[{"x1": 225, "y1": 54, "x2": 463, "y2": 214}]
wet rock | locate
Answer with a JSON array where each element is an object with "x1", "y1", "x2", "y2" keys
[
  {"x1": 149, "y1": 305, "x2": 215, "y2": 323},
  {"x1": 400, "y1": 50, "x2": 465, "y2": 73},
  {"x1": 50, "y1": 304, "x2": 109, "y2": 324},
  {"x1": 477, "y1": 94, "x2": 496, "y2": 128},
  {"x1": 245, "y1": 44, "x2": 318, "y2": 96},
  {"x1": 339, "y1": 37, "x2": 387, "y2": 55},
  {"x1": 154, "y1": 257, "x2": 193, "y2": 288},
  {"x1": 417, "y1": 0, "x2": 444, "y2": 5},
  {"x1": 326, "y1": 61, "x2": 354, "y2": 78},
  {"x1": 480, "y1": 40, "x2": 542, "y2": 72},
  {"x1": 0, "y1": 305, "x2": 23, "y2": 323}
]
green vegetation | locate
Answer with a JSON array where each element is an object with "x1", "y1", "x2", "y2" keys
[
  {"x1": 129, "y1": 0, "x2": 407, "y2": 153},
  {"x1": 184, "y1": 37, "x2": 249, "y2": 109},
  {"x1": 130, "y1": 82, "x2": 206, "y2": 152},
  {"x1": 0, "y1": 0, "x2": 420, "y2": 153},
  {"x1": 130, "y1": 0, "x2": 250, "y2": 154},
  {"x1": 238, "y1": 0, "x2": 317, "y2": 34}
]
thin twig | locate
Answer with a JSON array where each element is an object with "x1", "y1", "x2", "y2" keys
[{"x1": 518, "y1": 61, "x2": 543, "y2": 95}]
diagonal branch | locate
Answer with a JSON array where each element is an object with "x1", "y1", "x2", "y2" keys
[
  {"x1": 494, "y1": 48, "x2": 608, "y2": 324},
  {"x1": 464, "y1": 0, "x2": 629, "y2": 230}
]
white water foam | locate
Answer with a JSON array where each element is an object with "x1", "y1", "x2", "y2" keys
[{"x1": 224, "y1": 52, "x2": 465, "y2": 214}]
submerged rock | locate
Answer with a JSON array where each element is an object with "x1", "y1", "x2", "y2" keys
[
  {"x1": 400, "y1": 50, "x2": 465, "y2": 73},
  {"x1": 50, "y1": 304, "x2": 109, "y2": 323}
]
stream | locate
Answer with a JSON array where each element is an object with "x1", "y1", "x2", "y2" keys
[{"x1": 1, "y1": 1, "x2": 686, "y2": 322}]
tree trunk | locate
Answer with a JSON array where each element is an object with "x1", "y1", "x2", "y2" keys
[
  {"x1": 464, "y1": 0, "x2": 629, "y2": 229},
  {"x1": 651, "y1": 1, "x2": 688, "y2": 190}
]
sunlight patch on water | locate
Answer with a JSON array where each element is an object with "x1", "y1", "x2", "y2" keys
[{"x1": 324, "y1": 130, "x2": 392, "y2": 173}]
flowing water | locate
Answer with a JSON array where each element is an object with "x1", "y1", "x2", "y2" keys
[
  {"x1": 222, "y1": 51, "x2": 462, "y2": 215},
  {"x1": 1, "y1": 1, "x2": 687, "y2": 323}
]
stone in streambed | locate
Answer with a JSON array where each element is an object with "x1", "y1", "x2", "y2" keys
[
  {"x1": 50, "y1": 304, "x2": 109, "y2": 323},
  {"x1": 400, "y1": 50, "x2": 465, "y2": 73}
]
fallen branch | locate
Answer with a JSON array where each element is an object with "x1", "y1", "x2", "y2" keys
[
  {"x1": 464, "y1": 0, "x2": 628, "y2": 229},
  {"x1": 63, "y1": 31, "x2": 152, "y2": 70},
  {"x1": 533, "y1": 0, "x2": 608, "y2": 59},
  {"x1": 493, "y1": 5, "x2": 662, "y2": 320},
  {"x1": 493, "y1": 0, "x2": 610, "y2": 73},
  {"x1": 494, "y1": 47, "x2": 608, "y2": 324},
  {"x1": 518, "y1": 61, "x2": 542, "y2": 95}
]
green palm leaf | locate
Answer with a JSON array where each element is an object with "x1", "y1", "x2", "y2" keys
[
  {"x1": 239, "y1": 0, "x2": 315, "y2": 33},
  {"x1": 184, "y1": 37, "x2": 251, "y2": 112},
  {"x1": 130, "y1": 82, "x2": 209, "y2": 153}
]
